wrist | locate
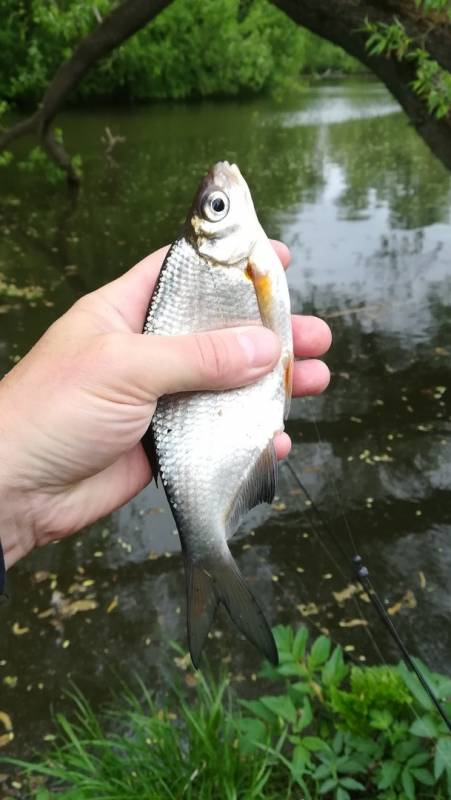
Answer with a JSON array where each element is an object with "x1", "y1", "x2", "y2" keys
[
  {"x1": 0, "y1": 482, "x2": 37, "y2": 569},
  {"x1": 0, "y1": 392, "x2": 38, "y2": 568}
]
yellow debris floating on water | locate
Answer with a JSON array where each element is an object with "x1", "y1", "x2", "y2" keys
[
  {"x1": 3, "y1": 676, "x2": 17, "y2": 688},
  {"x1": 64, "y1": 599, "x2": 98, "y2": 616},
  {"x1": 297, "y1": 602, "x2": 320, "y2": 617},
  {"x1": 333, "y1": 583, "x2": 359, "y2": 604},
  {"x1": 339, "y1": 618, "x2": 368, "y2": 628},
  {"x1": 12, "y1": 622, "x2": 29, "y2": 636},
  {"x1": 174, "y1": 653, "x2": 191, "y2": 671},
  {"x1": 419, "y1": 571, "x2": 426, "y2": 589},
  {"x1": 106, "y1": 596, "x2": 118, "y2": 613},
  {"x1": 0, "y1": 711, "x2": 14, "y2": 748},
  {"x1": 37, "y1": 608, "x2": 53, "y2": 619},
  {"x1": 388, "y1": 590, "x2": 417, "y2": 616},
  {"x1": 33, "y1": 570, "x2": 51, "y2": 583}
]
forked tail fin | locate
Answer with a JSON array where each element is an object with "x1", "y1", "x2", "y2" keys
[{"x1": 185, "y1": 551, "x2": 278, "y2": 669}]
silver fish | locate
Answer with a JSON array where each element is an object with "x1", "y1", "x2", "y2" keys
[{"x1": 144, "y1": 162, "x2": 292, "y2": 667}]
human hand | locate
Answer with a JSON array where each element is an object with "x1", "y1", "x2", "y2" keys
[{"x1": 0, "y1": 242, "x2": 331, "y2": 568}]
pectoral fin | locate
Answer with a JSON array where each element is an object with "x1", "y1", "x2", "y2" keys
[{"x1": 245, "y1": 262, "x2": 273, "y2": 326}]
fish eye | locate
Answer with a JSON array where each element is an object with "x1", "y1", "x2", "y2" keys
[{"x1": 201, "y1": 190, "x2": 230, "y2": 222}]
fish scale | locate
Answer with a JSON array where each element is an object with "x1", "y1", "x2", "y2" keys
[{"x1": 143, "y1": 162, "x2": 292, "y2": 667}]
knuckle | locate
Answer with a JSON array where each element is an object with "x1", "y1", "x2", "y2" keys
[{"x1": 194, "y1": 331, "x2": 231, "y2": 382}]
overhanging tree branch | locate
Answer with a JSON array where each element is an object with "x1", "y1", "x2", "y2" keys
[
  {"x1": 0, "y1": 0, "x2": 174, "y2": 183},
  {"x1": 2, "y1": 0, "x2": 451, "y2": 179},
  {"x1": 270, "y1": 0, "x2": 451, "y2": 172}
]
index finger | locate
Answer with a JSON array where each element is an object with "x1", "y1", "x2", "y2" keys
[
  {"x1": 92, "y1": 245, "x2": 170, "y2": 331},
  {"x1": 270, "y1": 239, "x2": 291, "y2": 270}
]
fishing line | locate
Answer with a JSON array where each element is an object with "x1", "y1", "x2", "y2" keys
[
  {"x1": 283, "y1": 460, "x2": 386, "y2": 665},
  {"x1": 284, "y1": 457, "x2": 451, "y2": 735},
  {"x1": 309, "y1": 418, "x2": 451, "y2": 732}
]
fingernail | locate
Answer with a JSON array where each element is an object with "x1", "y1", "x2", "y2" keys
[{"x1": 237, "y1": 328, "x2": 280, "y2": 368}]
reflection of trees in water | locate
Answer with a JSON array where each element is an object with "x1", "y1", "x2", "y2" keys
[
  {"x1": 3, "y1": 94, "x2": 451, "y2": 301},
  {"x1": 326, "y1": 115, "x2": 451, "y2": 229}
]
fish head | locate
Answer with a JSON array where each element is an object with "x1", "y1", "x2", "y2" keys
[{"x1": 186, "y1": 162, "x2": 259, "y2": 265}]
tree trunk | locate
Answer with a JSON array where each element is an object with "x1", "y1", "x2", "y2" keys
[
  {"x1": 270, "y1": 0, "x2": 451, "y2": 171},
  {"x1": 0, "y1": 0, "x2": 173, "y2": 183}
]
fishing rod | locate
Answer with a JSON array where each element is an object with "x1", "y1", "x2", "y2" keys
[{"x1": 284, "y1": 459, "x2": 451, "y2": 735}]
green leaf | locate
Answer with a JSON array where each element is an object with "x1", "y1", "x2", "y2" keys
[
  {"x1": 394, "y1": 738, "x2": 421, "y2": 761},
  {"x1": 273, "y1": 624, "x2": 294, "y2": 656},
  {"x1": 412, "y1": 768, "x2": 434, "y2": 786},
  {"x1": 302, "y1": 736, "x2": 331, "y2": 753},
  {"x1": 240, "y1": 699, "x2": 276, "y2": 724},
  {"x1": 291, "y1": 680, "x2": 311, "y2": 694},
  {"x1": 336, "y1": 789, "x2": 350, "y2": 800},
  {"x1": 401, "y1": 767, "x2": 416, "y2": 800},
  {"x1": 314, "y1": 764, "x2": 333, "y2": 780},
  {"x1": 235, "y1": 717, "x2": 267, "y2": 751},
  {"x1": 319, "y1": 777, "x2": 337, "y2": 793},
  {"x1": 410, "y1": 715, "x2": 439, "y2": 738},
  {"x1": 260, "y1": 694, "x2": 297, "y2": 724},
  {"x1": 322, "y1": 645, "x2": 348, "y2": 687},
  {"x1": 434, "y1": 737, "x2": 451, "y2": 779},
  {"x1": 397, "y1": 661, "x2": 436, "y2": 712},
  {"x1": 294, "y1": 697, "x2": 313, "y2": 732},
  {"x1": 291, "y1": 743, "x2": 310, "y2": 776},
  {"x1": 340, "y1": 777, "x2": 365, "y2": 790},
  {"x1": 309, "y1": 635, "x2": 331, "y2": 668},
  {"x1": 377, "y1": 760, "x2": 401, "y2": 790},
  {"x1": 277, "y1": 662, "x2": 306, "y2": 678},
  {"x1": 407, "y1": 752, "x2": 430, "y2": 768},
  {"x1": 333, "y1": 731, "x2": 344, "y2": 754},
  {"x1": 292, "y1": 626, "x2": 308, "y2": 661},
  {"x1": 370, "y1": 709, "x2": 393, "y2": 730}
]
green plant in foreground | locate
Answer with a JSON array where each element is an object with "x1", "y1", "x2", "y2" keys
[
  {"x1": 363, "y1": 16, "x2": 451, "y2": 120},
  {"x1": 6, "y1": 626, "x2": 451, "y2": 799}
]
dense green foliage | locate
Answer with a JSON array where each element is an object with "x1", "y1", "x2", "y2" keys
[
  {"x1": 364, "y1": 0, "x2": 451, "y2": 120},
  {"x1": 8, "y1": 626, "x2": 451, "y2": 799},
  {"x1": 0, "y1": 0, "x2": 359, "y2": 108}
]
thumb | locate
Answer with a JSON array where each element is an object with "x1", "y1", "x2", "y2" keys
[{"x1": 113, "y1": 326, "x2": 281, "y2": 399}]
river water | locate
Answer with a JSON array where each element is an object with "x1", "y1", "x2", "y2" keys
[{"x1": 0, "y1": 79, "x2": 450, "y2": 757}]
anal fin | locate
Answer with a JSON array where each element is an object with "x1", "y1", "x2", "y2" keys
[{"x1": 225, "y1": 440, "x2": 277, "y2": 537}]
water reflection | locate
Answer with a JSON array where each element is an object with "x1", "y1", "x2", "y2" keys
[{"x1": 0, "y1": 79, "x2": 450, "y2": 756}]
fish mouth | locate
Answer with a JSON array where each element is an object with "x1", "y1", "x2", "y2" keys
[
  {"x1": 207, "y1": 161, "x2": 242, "y2": 187},
  {"x1": 196, "y1": 162, "x2": 243, "y2": 204}
]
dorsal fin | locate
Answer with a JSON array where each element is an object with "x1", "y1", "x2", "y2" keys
[{"x1": 225, "y1": 441, "x2": 277, "y2": 538}]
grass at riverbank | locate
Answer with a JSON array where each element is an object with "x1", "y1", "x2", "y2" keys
[{"x1": 6, "y1": 625, "x2": 451, "y2": 799}]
